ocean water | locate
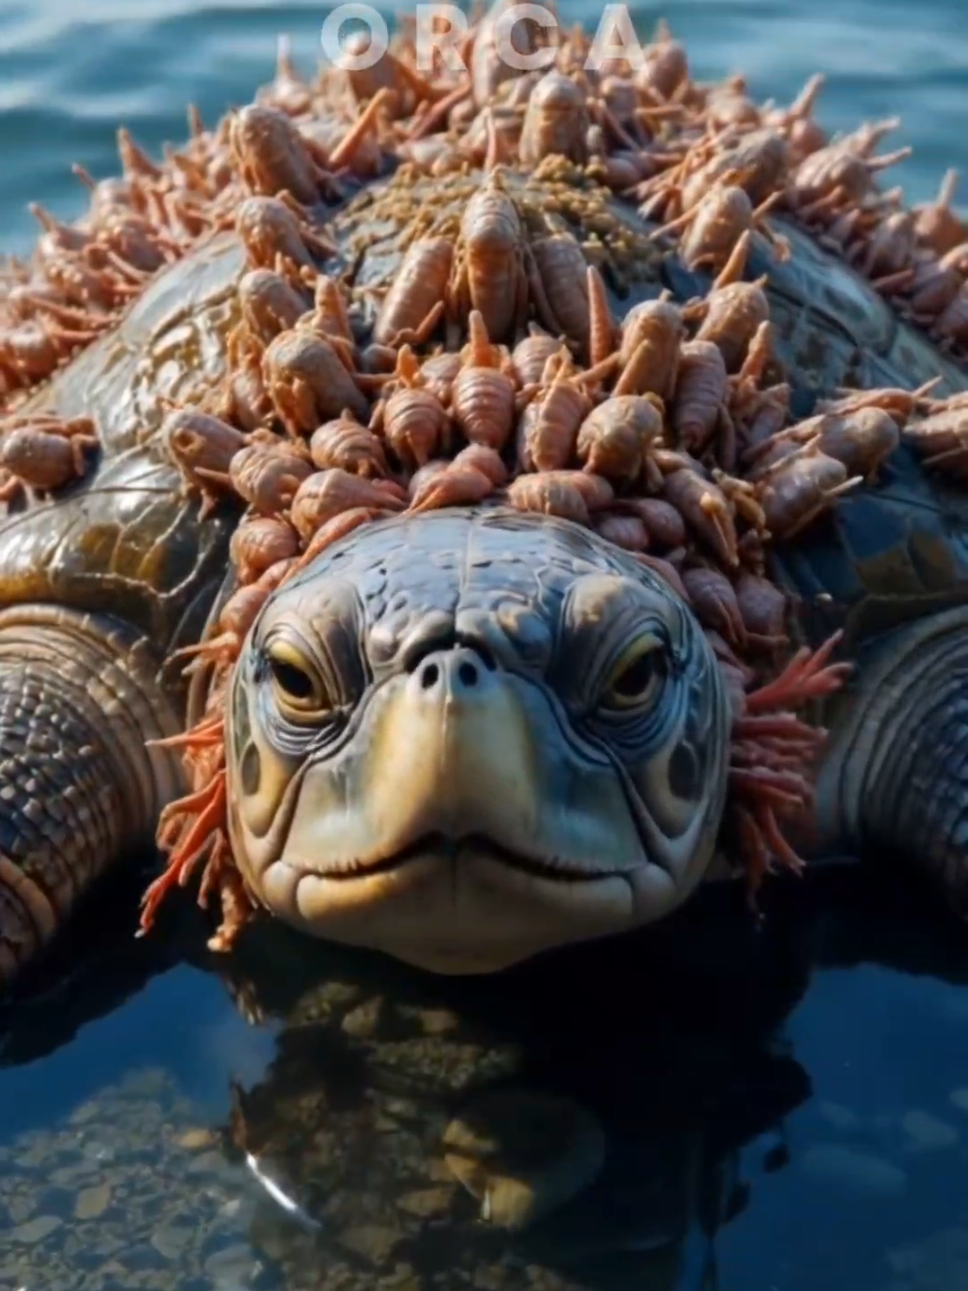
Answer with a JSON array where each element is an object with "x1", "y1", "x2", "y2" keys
[{"x1": 2, "y1": 3, "x2": 968, "y2": 1289}]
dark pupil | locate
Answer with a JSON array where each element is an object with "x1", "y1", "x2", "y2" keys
[
  {"x1": 269, "y1": 656, "x2": 315, "y2": 700},
  {"x1": 614, "y1": 651, "x2": 656, "y2": 698}
]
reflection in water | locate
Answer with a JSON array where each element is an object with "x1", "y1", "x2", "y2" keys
[{"x1": 3, "y1": 862, "x2": 968, "y2": 1289}]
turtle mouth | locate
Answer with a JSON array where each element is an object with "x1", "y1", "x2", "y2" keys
[{"x1": 318, "y1": 833, "x2": 622, "y2": 883}]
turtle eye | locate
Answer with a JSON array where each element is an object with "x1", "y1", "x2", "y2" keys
[
  {"x1": 265, "y1": 639, "x2": 327, "y2": 713},
  {"x1": 602, "y1": 634, "x2": 666, "y2": 711}
]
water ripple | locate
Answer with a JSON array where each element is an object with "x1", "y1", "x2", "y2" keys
[{"x1": 0, "y1": 0, "x2": 965, "y2": 258}]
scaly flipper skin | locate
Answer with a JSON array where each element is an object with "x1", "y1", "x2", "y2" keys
[
  {"x1": 0, "y1": 239, "x2": 242, "y2": 988},
  {"x1": 815, "y1": 605, "x2": 968, "y2": 911},
  {"x1": 225, "y1": 508, "x2": 732, "y2": 974},
  {"x1": 0, "y1": 607, "x2": 182, "y2": 980}
]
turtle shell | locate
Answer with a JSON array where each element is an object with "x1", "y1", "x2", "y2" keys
[
  {"x1": 331, "y1": 166, "x2": 968, "y2": 659},
  {"x1": 656, "y1": 217, "x2": 968, "y2": 656},
  {"x1": 711, "y1": 220, "x2": 968, "y2": 657},
  {"x1": 0, "y1": 233, "x2": 246, "y2": 700},
  {"x1": 9, "y1": 165, "x2": 967, "y2": 702}
]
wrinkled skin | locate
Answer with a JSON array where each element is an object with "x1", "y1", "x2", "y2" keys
[{"x1": 225, "y1": 508, "x2": 730, "y2": 973}]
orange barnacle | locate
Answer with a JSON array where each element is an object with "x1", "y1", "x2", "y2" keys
[
  {"x1": 519, "y1": 71, "x2": 590, "y2": 167},
  {"x1": 373, "y1": 237, "x2": 452, "y2": 347},
  {"x1": 788, "y1": 120, "x2": 911, "y2": 223},
  {"x1": 528, "y1": 232, "x2": 593, "y2": 354},
  {"x1": 575, "y1": 394, "x2": 664, "y2": 481},
  {"x1": 235, "y1": 195, "x2": 335, "y2": 274},
  {"x1": 730, "y1": 317, "x2": 776, "y2": 394},
  {"x1": 300, "y1": 274, "x2": 356, "y2": 350},
  {"x1": 373, "y1": 346, "x2": 452, "y2": 468},
  {"x1": 614, "y1": 296, "x2": 684, "y2": 401},
  {"x1": 680, "y1": 129, "x2": 790, "y2": 213},
  {"x1": 755, "y1": 442, "x2": 862, "y2": 539},
  {"x1": 766, "y1": 72, "x2": 827, "y2": 163},
  {"x1": 506, "y1": 472, "x2": 593, "y2": 525},
  {"x1": 227, "y1": 440, "x2": 314, "y2": 515},
  {"x1": 162, "y1": 409, "x2": 248, "y2": 508},
  {"x1": 904, "y1": 398, "x2": 968, "y2": 479},
  {"x1": 703, "y1": 76, "x2": 760, "y2": 132},
  {"x1": 516, "y1": 348, "x2": 591, "y2": 471},
  {"x1": 290, "y1": 468, "x2": 406, "y2": 542},
  {"x1": 913, "y1": 169, "x2": 964, "y2": 256},
  {"x1": 681, "y1": 566, "x2": 746, "y2": 646},
  {"x1": 96, "y1": 209, "x2": 182, "y2": 273},
  {"x1": 258, "y1": 34, "x2": 313, "y2": 116},
  {"x1": 0, "y1": 316, "x2": 82, "y2": 386},
  {"x1": 813, "y1": 407, "x2": 901, "y2": 479},
  {"x1": 448, "y1": 171, "x2": 529, "y2": 343},
  {"x1": 510, "y1": 326, "x2": 562, "y2": 388},
  {"x1": 586, "y1": 266, "x2": 616, "y2": 370},
  {"x1": 310, "y1": 413, "x2": 389, "y2": 478},
  {"x1": 230, "y1": 104, "x2": 339, "y2": 204},
  {"x1": 0, "y1": 414, "x2": 98, "y2": 496},
  {"x1": 661, "y1": 460, "x2": 739, "y2": 567},
  {"x1": 262, "y1": 328, "x2": 370, "y2": 431},
  {"x1": 734, "y1": 570, "x2": 788, "y2": 641},
  {"x1": 595, "y1": 512, "x2": 650, "y2": 551},
  {"x1": 691, "y1": 239, "x2": 771, "y2": 372},
  {"x1": 416, "y1": 351, "x2": 462, "y2": 405},
  {"x1": 229, "y1": 515, "x2": 300, "y2": 585},
  {"x1": 904, "y1": 242, "x2": 968, "y2": 318},
  {"x1": 658, "y1": 184, "x2": 787, "y2": 274},
  {"x1": 340, "y1": 35, "x2": 436, "y2": 117},
  {"x1": 936, "y1": 284, "x2": 968, "y2": 346},
  {"x1": 29, "y1": 201, "x2": 91, "y2": 254},
  {"x1": 736, "y1": 378, "x2": 789, "y2": 446},
  {"x1": 637, "y1": 22, "x2": 689, "y2": 100},
  {"x1": 614, "y1": 496, "x2": 687, "y2": 550},
  {"x1": 451, "y1": 311, "x2": 517, "y2": 451},
  {"x1": 672, "y1": 339, "x2": 729, "y2": 454},
  {"x1": 223, "y1": 349, "x2": 275, "y2": 432},
  {"x1": 408, "y1": 444, "x2": 507, "y2": 512},
  {"x1": 632, "y1": 552, "x2": 690, "y2": 600},
  {"x1": 238, "y1": 268, "x2": 310, "y2": 344},
  {"x1": 857, "y1": 209, "x2": 917, "y2": 281},
  {"x1": 407, "y1": 459, "x2": 449, "y2": 501}
]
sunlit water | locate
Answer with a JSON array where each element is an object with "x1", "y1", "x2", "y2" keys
[{"x1": 2, "y1": 2, "x2": 968, "y2": 1288}]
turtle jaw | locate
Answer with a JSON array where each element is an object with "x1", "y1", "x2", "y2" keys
[
  {"x1": 229, "y1": 640, "x2": 720, "y2": 974},
  {"x1": 258, "y1": 838, "x2": 678, "y2": 976}
]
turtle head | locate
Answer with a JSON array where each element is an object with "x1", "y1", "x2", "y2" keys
[{"x1": 224, "y1": 509, "x2": 731, "y2": 973}]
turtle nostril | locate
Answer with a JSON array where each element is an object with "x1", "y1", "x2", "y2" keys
[
  {"x1": 420, "y1": 662, "x2": 440, "y2": 690},
  {"x1": 458, "y1": 660, "x2": 479, "y2": 688}
]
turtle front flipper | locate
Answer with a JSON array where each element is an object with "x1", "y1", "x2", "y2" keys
[
  {"x1": 815, "y1": 605, "x2": 968, "y2": 917},
  {"x1": 0, "y1": 606, "x2": 182, "y2": 987}
]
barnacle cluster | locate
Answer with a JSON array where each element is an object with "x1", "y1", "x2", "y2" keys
[{"x1": 2, "y1": 0, "x2": 967, "y2": 947}]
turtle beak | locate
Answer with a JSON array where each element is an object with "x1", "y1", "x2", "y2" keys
[
  {"x1": 247, "y1": 647, "x2": 679, "y2": 974},
  {"x1": 280, "y1": 645, "x2": 649, "y2": 878},
  {"x1": 352, "y1": 646, "x2": 548, "y2": 853}
]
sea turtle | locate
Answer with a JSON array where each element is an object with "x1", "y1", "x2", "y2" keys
[{"x1": 2, "y1": 13, "x2": 968, "y2": 990}]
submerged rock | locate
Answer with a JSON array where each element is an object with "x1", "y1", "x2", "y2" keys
[{"x1": 443, "y1": 1089, "x2": 606, "y2": 1230}]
